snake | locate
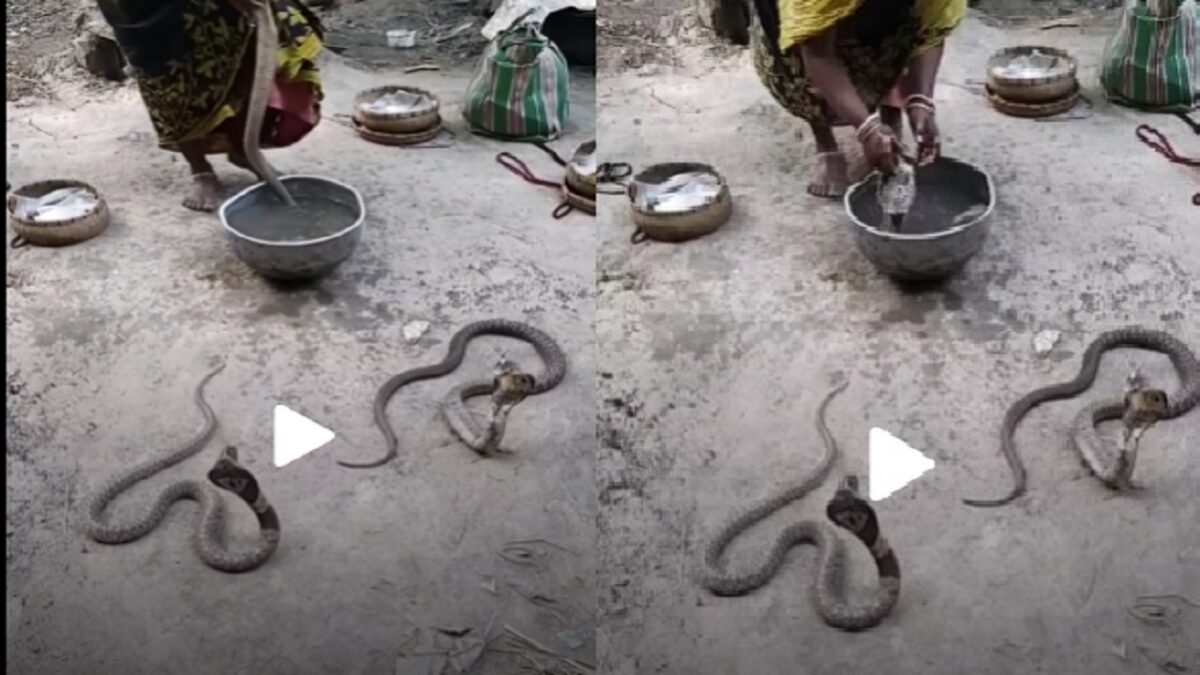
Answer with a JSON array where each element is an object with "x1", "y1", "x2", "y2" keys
[
  {"x1": 243, "y1": 0, "x2": 296, "y2": 207},
  {"x1": 963, "y1": 327, "x2": 1200, "y2": 507},
  {"x1": 337, "y1": 319, "x2": 568, "y2": 468},
  {"x1": 698, "y1": 382, "x2": 902, "y2": 631},
  {"x1": 442, "y1": 371, "x2": 538, "y2": 455},
  {"x1": 81, "y1": 364, "x2": 281, "y2": 573}
]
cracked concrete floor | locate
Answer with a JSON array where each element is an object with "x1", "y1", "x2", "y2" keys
[
  {"x1": 7, "y1": 56, "x2": 596, "y2": 673},
  {"x1": 595, "y1": 11, "x2": 1199, "y2": 675}
]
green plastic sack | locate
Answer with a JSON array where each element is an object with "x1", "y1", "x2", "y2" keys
[
  {"x1": 463, "y1": 22, "x2": 570, "y2": 141},
  {"x1": 1100, "y1": 0, "x2": 1199, "y2": 112}
]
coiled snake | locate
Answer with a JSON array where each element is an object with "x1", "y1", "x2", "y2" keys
[
  {"x1": 698, "y1": 382, "x2": 902, "y2": 631},
  {"x1": 81, "y1": 363, "x2": 281, "y2": 573},
  {"x1": 338, "y1": 319, "x2": 568, "y2": 468},
  {"x1": 964, "y1": 327, "x2": 1200, "y2": 507}
]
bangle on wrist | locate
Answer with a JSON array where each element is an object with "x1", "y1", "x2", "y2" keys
[
  {"x1": 855, "y1": 111, "x2": 884, "y2": 144},
  {"x1": 904, "y1": 94, "x2": 936, "y2": 114}
]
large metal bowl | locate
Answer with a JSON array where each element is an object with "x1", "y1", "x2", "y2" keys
[
  {"x1": 986, "y1": 45, "x2": 1077, "y2": 103},
  {"x1": 844, "y1": 158, "x2": 994, "y2": 282},
  {"x1": 218, "y1": 176, "x2": 365, "y2": 281}
]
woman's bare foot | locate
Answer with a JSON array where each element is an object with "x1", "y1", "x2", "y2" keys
[
  {"x1": 183, "y1": 172, "x2": 223, "y2": 212},
  {"x1": 808, "y1": 151, "x2": 850, "y2": 198}
]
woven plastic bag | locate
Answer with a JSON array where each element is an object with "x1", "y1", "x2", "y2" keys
[
  {"x1": 463, "y1": 21, "x2": 570, "y2": 141},
  {"x1": 1100, "y1": 0, "x2": 1199, "y2": 112}
]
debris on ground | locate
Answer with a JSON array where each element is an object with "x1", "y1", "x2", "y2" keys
[
  {"x1": 403, "y1": 320, "x2": 431, "y2": 343},
  {"x1": 498, "y1": 538, "x2": 575, "y2": 569},
  {"x1": 386, "y1": 29, "x2": 419, "y2": 49},
  {"x1": 491, "y1": 624, "x2": 596, "y2": 674},
  {"x1": 1039, "y1": 17, "x2": 1083, "y2": 30},
  {"x1": 1033, "y1": 329, "x2": 1061, "y2": 356},
  {"x1": 480, "y1": 575, "x2": 498, "y2": 594},
  {"x1": 394, "y1": 625, "x2": 487, "y2": 675}
]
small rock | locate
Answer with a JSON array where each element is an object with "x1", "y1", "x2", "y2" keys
[
  {"x1": 403, "y1": 320, "x2": 430, "y2": 343},
  {"x1": 73, "y1": 21, "x2": 127, "y2": 81},
  {"x1": 1033, "y1": 329, "x2": 1061, "y2": 355}
]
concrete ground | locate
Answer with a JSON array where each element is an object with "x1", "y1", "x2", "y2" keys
[
  {"x1": 7, "y1": 56, "x2": 596, "y2": 673},
  {"x1": 596, "y1": 10, "x2": 1199, "y2": 675}
]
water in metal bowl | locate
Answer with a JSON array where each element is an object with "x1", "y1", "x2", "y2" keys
[
  {"x1": 219, "y1": 176, "x2": 365, "y2": 281},
  {"x1": 844, "y1": 157, "x2": 994, "y2": 282}
]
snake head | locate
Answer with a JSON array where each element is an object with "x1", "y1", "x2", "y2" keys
[
  {"x1": 1124, "y1": 388, "x2": 1169, "y2": 428},
  {"x1": 208, "y1": 445, "x2": 259, "y2": 498},
  {"x1": 827, "y1": 476, "x2": 880, "y2": 543},
  {"x1": 492, "y1": 372, "x2": 536, "y2": 407}
]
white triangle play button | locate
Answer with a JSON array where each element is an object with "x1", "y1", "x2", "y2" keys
[
  {"x1": 868, "y1": 427, "x2": 935, "y2": 501},
  {"x1": 273, "y1": 405, "x2": 335, "y2": 468}
]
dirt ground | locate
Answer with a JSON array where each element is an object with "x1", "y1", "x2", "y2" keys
[
  {"x1": 7, "y1": 42, "x2": 597, "y2": 675},
  {"x1": 595, "y1": 7, "x2": 1200, "y2": 675},
  {"x1": 4, "y1": 0, "x2": 491, "y2": 100}
]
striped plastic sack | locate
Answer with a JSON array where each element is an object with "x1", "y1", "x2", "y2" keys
[
  {"x1": 463, "y1": 22, "x2": 570, "y2": 142},
  {"x1": 1100, "y1": 0, "x2": 1199, "y2": 112}
]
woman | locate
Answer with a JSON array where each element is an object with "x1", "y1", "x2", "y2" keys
[
  {"x1": 749, "y1": 0, "x2": 965, "y2": 197},
  {"x1": 97, "y1": 0, "x2": 324, "y2": 212}
]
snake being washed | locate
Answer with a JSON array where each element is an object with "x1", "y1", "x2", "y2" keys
[
  {"x1": 963, "y1": 327, "x2": 1200, "y2": 507},
  {"x1": 242, "y1": 0, "x2": 296, "y2": 207},
  {"x1": 338, "y1": 319, "x2": 568, "y2": 468},
  {"x1": 698, "y1": 382, "x2": 902, "y2": 631},
  {"x1": 81, "y1": 364, "x2": 281, "y2": 572}
]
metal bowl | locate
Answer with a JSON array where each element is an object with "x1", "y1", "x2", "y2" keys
[
  {"x1": 352, "y1": 85, "x2": 440, "y2": 134},
  {"x1": 844, "y1": 158, "x2": 994, "y2": 282},
  {"x1": 986, "y1": 46, "x2": 1077, "y2": 103},
  {"x1": 566, "y1": 139, "x2": 597, "y2": 198},
  {"x1": 628, "y1": 162, "x2": 732, "y2": 243},
  {"x1": 7, "y1": 179, "x2": 110, "y2": 247},
  {"x1": 218, "y1": 176, "x2": 365, "y2": 281}
]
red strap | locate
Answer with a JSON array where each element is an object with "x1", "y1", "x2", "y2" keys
[
  {"x1": 495, "y1": 152, "x2": 561, "y2": 189},
  {"x1": 1135, "y1": 124, "x2": 1200, "y2": 167}
]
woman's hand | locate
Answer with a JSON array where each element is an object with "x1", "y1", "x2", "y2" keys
[
  {"x1": 906, "y1": 100, "x2": 940, "y2": 166},
  {"x1": 856, "y1": 114, "x2": 901, "y2": 174},
  {"x1": 862, "y1": 129, "x2": 901, "y2": 174}
]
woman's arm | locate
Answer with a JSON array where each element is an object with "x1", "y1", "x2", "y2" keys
[
  {"x1": 898, "y1": 43, "x2": 943, "y2": 100},
  {"x1": 798, "y1": 28, "x2": 870, "y2": 128},
  {"x1": 898, "y1": 44, "x2": 946, "y2": 165}
]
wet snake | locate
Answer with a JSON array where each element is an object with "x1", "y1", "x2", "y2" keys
[
  {"x1": 243, "y1": 0, "x2": 296, "y2": 206},
  {"x1": 337, "y1": 319, "x2": 568, "y2": 468},
  {"x1": 964, "y1": 327, "x2": 1200, "y2": 507},
  {"x1": 698, "y1": 382, "x2": 902, "y2": 631},
  {"x1": 81, "y1": 364, "x2": 281, "y2": 573}
]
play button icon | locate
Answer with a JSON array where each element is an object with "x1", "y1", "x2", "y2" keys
[
  {"x1": 273, "y1": 405, "x2": 335, "y2": 468},
  {"x1": 868, "y1": 427, "x2": 935, "y2": 501}
]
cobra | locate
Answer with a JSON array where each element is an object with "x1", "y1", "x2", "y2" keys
[
  {"x1": 698, "y1": 382, "x2": 902, "y2": 631},
  {"x1": 337, "y1": 319, "x2": 568, "y2": 468},
  {"x1": 242, "y1": 0, "x2": 296, "y2": 206},
  {"x1": 80, "y1": 364, "x2": 281, "y2": 573},
  {"x1": 963, "y1": 327, "x2": 1200, "y2": 507}
]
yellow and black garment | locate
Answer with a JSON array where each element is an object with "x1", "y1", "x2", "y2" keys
[
  {"x1": 96, "y1": 0, "x2": 324, "y2": 151},
  {"x1": 749, "y1": 0, "x2": 965, "y2": 125}
]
